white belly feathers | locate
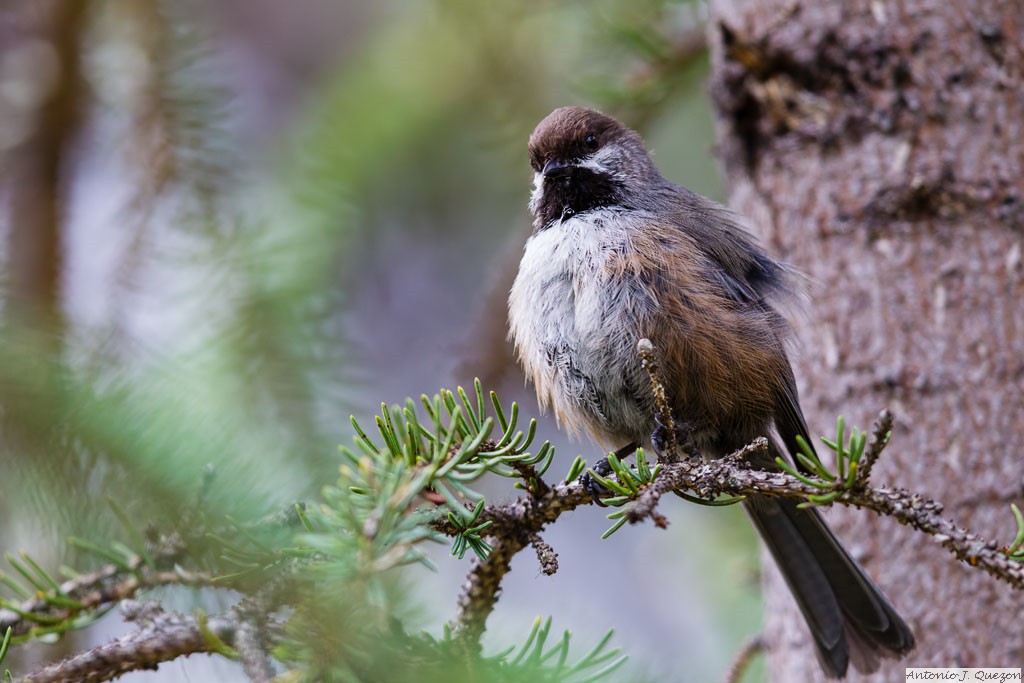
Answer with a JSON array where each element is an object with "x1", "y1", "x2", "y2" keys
[{"x1": 508, "y1": 208, "x2": 654, "y2": 444}]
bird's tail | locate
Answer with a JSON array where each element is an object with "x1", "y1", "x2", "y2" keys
[{"x1": 743, "y1": 442, "x2": 915, "y2": 677}]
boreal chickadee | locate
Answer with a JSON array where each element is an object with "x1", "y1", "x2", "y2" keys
[{"x1": 508, "y1": 106, "x2": 914, "y2": 678}]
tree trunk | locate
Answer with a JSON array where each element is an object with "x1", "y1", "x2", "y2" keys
[
  {"x1": 4, "y1": 0, "x2": 83, "y2": 330},
  {"x1": 707, "y1": 0, "x2": 1024, "y2": 679}
]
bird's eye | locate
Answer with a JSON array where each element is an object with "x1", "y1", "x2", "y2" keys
[{"x1": 584, "y1": 134, "x2": 599, "y2": 150}]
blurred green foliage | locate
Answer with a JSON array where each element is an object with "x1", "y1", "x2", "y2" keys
[{"x1": 0, "y1": 0, "x2": 759, "y2": 680}]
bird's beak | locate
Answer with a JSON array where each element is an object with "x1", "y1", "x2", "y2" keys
[{"x1": 542, "y1": 159, "x2": 571, "y2": 177}]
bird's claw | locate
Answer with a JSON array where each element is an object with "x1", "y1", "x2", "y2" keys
[
  {"x1": 652, "y1": 416, "x2": 701, "y2": 460},
  {"x1": 579, "y1": 457, "x2": 613, "y2": 507}
]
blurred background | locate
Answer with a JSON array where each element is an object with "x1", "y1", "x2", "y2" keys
[{"x1": 0, "y1": 0, "x2": 765, "y2": 680}]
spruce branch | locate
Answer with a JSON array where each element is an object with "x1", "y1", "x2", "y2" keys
[
  {"x1": 528, "y1": 534, "x2": 558, "y2": 576},
  {"x1": 0, "y1": 506, "x2": 300, "y2": 656},
  {"x1": 7, "y1": 363, "x2": 1024, "y2": 680},
  {"x1": 454, "y1": 536, "x2": 523, "y2": 650},
  {"x1": 15, "y1": 600, "x2": 275, "y2": 683},
  {"x1": 636, "y1": 338, "x2": 680, "y2": 462},
  {"x1": 444, "y1": 416, "x2": 1024, "y2": 646},
  {"x1": 439, "y1": 346, "x2": 1024, "y2": 648},
  {"x1": 233, "y1": 608, "x2": 275, "y2": 683},
  {"x1": 499, "y1": 616, "x2": 627, "y2": 682},
  {"x1": 721, "y1": 633, "x2": 766, "y2": 683},
  {"x1": 0, "y1": 544, "x2": 212, "y2": 641}
]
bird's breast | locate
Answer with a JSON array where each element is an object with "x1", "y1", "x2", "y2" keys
[{"x1": 508, "y1": 209, "x2": 656, "y2": 444}]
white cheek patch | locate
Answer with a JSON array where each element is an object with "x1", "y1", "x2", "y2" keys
[
  {"x1": 532, "y1": 171, "x2": 544, "y2": 192},
  {"x1": 577, "y1": 147, "x2": 624, "y2": 180},
  {"x1": 528, "y1": 172, "x2": 544, "y2": 215}
]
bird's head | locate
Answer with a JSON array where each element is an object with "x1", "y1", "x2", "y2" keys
[{"x1": 527, "y1": 106, "x2": 658, "y2": 229}]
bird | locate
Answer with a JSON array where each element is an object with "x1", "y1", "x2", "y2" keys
[{"x1": 507, "y1": 106, "x2": 915, "y2": 678}]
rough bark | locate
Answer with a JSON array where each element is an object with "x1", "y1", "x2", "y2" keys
[{"x1": 707, "y1": 0, "x2": 1024, "y2": 679}]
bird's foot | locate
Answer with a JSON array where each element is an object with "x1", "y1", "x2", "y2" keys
[
  {"x1": 651, "y1": 416, "x2": 701, "y2": 461},
  {"x1": 579, "y1": 457, "x2": 613, "y2": 507},
  {"x1": 578, "y1": 442, "x2": 639, "y2": 507}
]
